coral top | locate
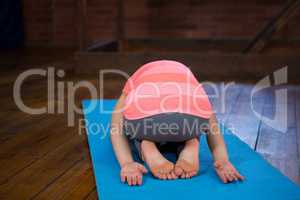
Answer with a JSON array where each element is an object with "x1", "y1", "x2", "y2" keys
[{"x1": 122, "y1": 60, "x2": 213, "y2": 120}]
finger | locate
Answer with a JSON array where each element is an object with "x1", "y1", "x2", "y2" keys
[
  {"x1": 225, "y1": 173, "x2": 233, "y2": 182},
  {"x1": 125, "y1": 175, "x2": 129, "y2": 184},
  {"x1": 167, "y1": 173, "x2": 172, "y2": 180},
  {"x1": 232, "y1": 168, "x2": 244, "y2": 180},
  {"x1": 128, "y1": 176, "x2": 133, "y2": 186},
  {"x1": 235, "y1": 171, "x2": 244, "y2": 181},
  {"x1": 230, "y1": 170, "x2": 240, "y2": 181},
  {"x1": 121, "y1": 174, "x2": 126, "y2": 183},
  {"x1": 230, "y1": 166, "x2": 244, "y2": 180},
  {"x1": 231, "y1": 173, "x2": 239, "y2": 181},
  {"x1": 217, "y1": 171, "x2": 228, "y2": 183},
  {"x1": 226, "y1": 170, "x2": 234, "y2": 180},
  {"x1": 137, "y1": 175, "x2": 142, "y2": 185},
  {"x1": 132, "y1": 175, "x2": 137, "y2": 185},
  {"x1": 228, "y1": 173, "x2": 236, "y2": 182},
  {"x1": 227, "y1": 173, "x2": 234, "y2": 182}
]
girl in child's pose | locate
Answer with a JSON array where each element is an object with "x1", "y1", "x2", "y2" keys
[{"x1": 110, "y1": 60, "x2": 244, "y2": 186}]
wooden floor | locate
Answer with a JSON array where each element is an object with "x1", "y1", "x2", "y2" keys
[{"x1": 0, "y1": 69, "x2": 300, "y2": 199}]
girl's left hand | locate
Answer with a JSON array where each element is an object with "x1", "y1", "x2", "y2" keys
[{"x1": 214, "y1": 160, "x2": 244, "y2": 183}]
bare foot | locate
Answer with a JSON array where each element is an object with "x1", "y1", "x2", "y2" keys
[
  {"x1": 141, "y1": 140, "x2": 177, "y2": 180},
  {"x1": 174, "y1": 138, "x2": 199, "y2": 178}
]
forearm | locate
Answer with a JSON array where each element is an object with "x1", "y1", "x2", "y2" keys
[
  {"x1": 110, "y1": 94, "x2": 134, "y2": 167},
  {"x1": 206, "y1": 114, "x2": 229, "y2": 162}
]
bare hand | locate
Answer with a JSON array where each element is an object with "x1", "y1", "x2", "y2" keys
[
  {"x1": 120, "y1": 162, "x2": 148, "y2": 186},
  {"x1": 214, "y1": 160, "x2": 244, "y2": 183}
]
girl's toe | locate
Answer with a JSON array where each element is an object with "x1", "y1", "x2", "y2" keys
[
  {"x1": 181, "y1": 173, "x2": 186, "y2": 179},
  {"x1": 174, "y1": 166, "x2": 184, "y2": 176},
  {"x1": 171, "y1": 171, "x2": 178, "y2": 179},
  {"x1": 186, "y1": 173, "x2": 191, "y2": 178},
  {"x1": 156, "y1": 173, "x2": 162, "y2": 179}
]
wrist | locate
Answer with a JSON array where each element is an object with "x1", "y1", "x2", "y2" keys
[
  {"x1": 212, "y1": 151, "x2": 228, "y2": 163},
  {"x1": 213, "y1": 157, "x2": 229, "y2": 164},
  {"x1": 120, "y1": 160, "x2": 134, "y2": 168}
]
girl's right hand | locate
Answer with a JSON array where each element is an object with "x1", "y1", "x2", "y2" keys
[
  {"x1": 214, "y1": 159, "x2": 244, "y2": 183},
  {"x1": 120, "y1": 162, "x2": 148, "y2": 186}
]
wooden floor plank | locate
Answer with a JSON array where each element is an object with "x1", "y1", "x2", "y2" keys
[
  {"x1": 0, "y1": 113, "x2": 53, "y2": 143},
  {"x1": 295, "y1": 86, "x2": 300, "y2": 183},
  {"x1": 58, "y1": 167, "x2": 96, "y2": 200},
  {"x1": 32, "y1": 160, "x2": 94, "y2": 200},
  {"x1": 225, "y1": 84, "x2": 267, "y2": 148},
  {"x1": 0, "y1": 115, "x2": 78, "y2": 184},
  {"x1": 0, "y1": 133, "x2": 87, "y2": 199},
  {"x1": 204, "y1": 82, "x2": 244, "y2": 123},
  {"x1": 84, "y1": 189, "x2": 98, "y2": 200},
  {"x1": 256, "y1": 86, "x2": 300, "y2": 184}
]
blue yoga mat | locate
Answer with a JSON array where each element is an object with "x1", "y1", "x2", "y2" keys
[{"x1": 82, "y1": 99, "x2": 300, "y2": 200}]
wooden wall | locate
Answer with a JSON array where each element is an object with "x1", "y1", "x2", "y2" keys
[{"x1": 22, "y1": 0, "x2": 300, "y2": 48}]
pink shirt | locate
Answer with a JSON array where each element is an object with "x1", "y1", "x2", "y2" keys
[{"x1": 122, "y1": 60, "x2": 213, "y2": 120}]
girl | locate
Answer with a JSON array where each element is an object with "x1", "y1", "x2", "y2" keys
[{"x1": 110, "y1": 60, "x2": 244, "y2": 186}]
